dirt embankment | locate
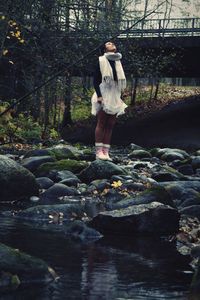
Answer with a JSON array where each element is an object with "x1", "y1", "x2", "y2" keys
[{"x1": 61, "y1": 95, "x2": 200, "y2": 151}]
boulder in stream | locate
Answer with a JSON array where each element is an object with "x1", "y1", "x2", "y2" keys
[
  {"x1": 89, "y1": 201, "x2": 180, "y2": 236},
  {"x1": 0, "y1": 242, "x2": 56, "y2": 292},
  {"x1": 0, "y1": 155, "x2": 39, "y2": 201},
  {"x1": 78, "y1": 159, "x2": 128, "y2": 183}
]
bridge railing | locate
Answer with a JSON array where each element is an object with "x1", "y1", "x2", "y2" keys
[{"x1": 119, "y1": 18, "x2": 200, "y2": 37}]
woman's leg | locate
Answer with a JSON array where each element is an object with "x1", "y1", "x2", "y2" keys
[
  {"x1": 95, "y1": 109, "x2": 108, "y2": 143},
  {"x1": 102, "y1": 114, "x2": 116, "y2": 145},
  {"x1": 102, "y1": 114, "x2": 117, "y2": 160},
  {"x1": 95, "y1": 109, "x2": 108, "y2": 159}
]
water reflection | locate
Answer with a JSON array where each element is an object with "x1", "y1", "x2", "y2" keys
[
  {"x1": 79, "y1": 237, "x2": 193, "y2": 300},
  {"x1": 0, "y1": 217, "x2": 195, "y2": 299}
]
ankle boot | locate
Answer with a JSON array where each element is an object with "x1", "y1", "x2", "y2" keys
[
  {"x1": 102, "y1": 144, "x2": 112, "y2": 161},
  {"x1": 95, "y1": 143, "x2": 107, "y2": 160}
]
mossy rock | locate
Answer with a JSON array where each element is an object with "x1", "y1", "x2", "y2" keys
[
  {"x1": 161, "y1": 152, "x2": 185, "y2": 162},
  {"x1": 24, "y1": 145, "x2": 83, "y2": 160},
  {"x1": 163, "y1": 165, "x2": 186, "y2": 178},
  {"x1": 0, "y1": 243, "x2": 56, "y2": 287},
  {"x1": 150, "y1": 148, "x2": 189, "y2": 159},
  {"x1": 0, "y1": 155, "x2": 39, "y2": 201},
  {"x1": 47, "y1": 147, "x2": 77, "y2": 160},
  {"x1": 140, "y1": 186, "x2": 175, "y2": 207},
  {"x1": 0, "y1": 272, "x2": 20, "y2": 292},
  {"x1": 78, "y1": 159, "x2": 128, "y2": 183},
  {"x1": 175, "y1": 157, "x2": 192, "y2": 166},
  {"x1": 152, "y1": 165, "x2": 186, "y2": 182},
  {"x1": 36, "y1": 159, "x2": 89, "y2": 176},
  {"x1": 149, "y1": 148, "x2": 161, "y2": 157},
  {"x1": 128, "y1": 150, "x2": 152, "y2": 159},
  {"x1": 112, "y1": 185, "x2": 175, "y2": 210},
  {"x1": 80, "y1": 148, "x2": 95, "y2": 161}
]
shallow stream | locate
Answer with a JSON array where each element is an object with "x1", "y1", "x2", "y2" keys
[{"x1": 0, "y1": 216, "x2": 194, "y2": 300}]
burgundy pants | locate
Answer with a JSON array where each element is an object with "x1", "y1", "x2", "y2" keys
[{"x1": 95, "y1": 109, "x2": 117, "y2": 145}]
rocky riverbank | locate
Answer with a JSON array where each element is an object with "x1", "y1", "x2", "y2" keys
[{"x1": 1, "y1": 142, "x2": 200, "y2": 294}]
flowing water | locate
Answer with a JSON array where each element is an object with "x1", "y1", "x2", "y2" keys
[{"x1": 0, "y1": 216, "x2": 195, "y2": 300}]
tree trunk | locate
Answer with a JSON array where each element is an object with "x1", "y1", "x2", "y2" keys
[
  {"x1": 44, "y1": 85, "x2": 50, "y2": 132},
  {"x1": 154, "y1": 78, "x2": 160, "y2": 101},
  {"x1": 61, "y1": 75, "x2": 72, "y2": 128},
  {"x1": 131, "y1": 76, "x2": 138, "y2": 106},
  {"x1": 149, "y1": 78, "x2": 154, "y2": 102}
]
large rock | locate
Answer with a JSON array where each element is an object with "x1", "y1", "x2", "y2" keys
[
  {"x1": 151, "y1": 165, "x2": 186, "y2": 182},
  {"x1": 0, "y1": 242, "x2": 56, "y2": 291},
  {"x1": 89, "y1": 202, "x2": 180, "y2": 236},
  {"x1": 111, "y1": 186, "x2": 175, "y2": 210},
  {"x1": 36, "y1": 177, "x2": 54, "y2": 189},
  {"x1": 8, "y1": 203, "x2": 86, "y2": 221},
  {"x1": 23, "y1": 144, "x2": 81, "y2": 160},
  {"x1": 150, "y1": 148, "x2": 190, "y2": 159},
  {"x1": 179, "y1": 205, "x2": 200, "y2": 220},
  {"x1": 36, "y1": 159, "x2": 88, "y2": 177},
  {"x1": 128, "y1": 149, "x2": 152, "y2": 159},
  {"x1": 159, "y1": 181, "x2": 200, "y2": 195},
  {"x1": 21, "y1": 156, "x2": 56, "y2": 173},
  {"x1": 40, "y1": 183, "x2": 79, "y2": 202},
  {"x1": 0, "y1": 155, "x2": 39, "y2": 201},
  {"x1": 55, "y1": 170, "x2": 81, "y2": 186},
  {"x1": 78, "y1": 159, "x2": 127, "y2": 183}
]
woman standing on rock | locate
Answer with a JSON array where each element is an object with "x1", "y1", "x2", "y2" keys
[{"x1": 91, "y1": 41, "x2": 127, "y2": 161}]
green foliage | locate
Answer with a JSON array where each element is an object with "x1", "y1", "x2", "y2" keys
[
  {"x1": 71, "y1": 101, "x2": 91, "y2": 121},
  {"x1": 0, "y1": 104, "x2": 42, "y2": 143},
  {"x1": 0, "y1": 102, "x2": 62, "y2": 143},
  {"x1": 49, "y1": 128, "x2": 59, "y2": 139},
  {"x1": 16, "y1": 114, "x2": 42, "y2": 141}
]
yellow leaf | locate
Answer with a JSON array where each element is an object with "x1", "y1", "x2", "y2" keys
[
  {"x1": 111, "y1": 180, "x2": 122, "y2": 189},
  {"x1": 3, "y1": 49, "x2": 8, "y2": 55},
  {"x1": 9, "y1": 60, "x2": 14, "y2": 64},
  {"x1": 19, "y1": 39, "x2": 25, "y2": 43},
  {"x1": 15, "y1": 31, "x2": 20, "y2": 37},
  {"x1": 1, "y1": 16, "x2": 5, "y2": 20}
]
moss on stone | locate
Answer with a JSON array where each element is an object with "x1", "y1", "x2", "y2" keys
[
  {"x1": 149, "y1": 148, "x2": 161, "y2": 157},
  {"x1": 129, "y1": 149, "x2": 152, "y2": 159},
  {"x1": 0, "y1": 243, "x2": 50, "y2": 275},
  {"x1": 48, "y1": 148, "x2": 77, "y2": 160},
  {"x1": 11, "y1": 274, "x2": 21, "y2": 289},
  {"x1": 163, "y1": 165, "x2": 185, "y2": 177},
  {"x1": 37, "y1": 159, "x2": 88, "y2": 175}
]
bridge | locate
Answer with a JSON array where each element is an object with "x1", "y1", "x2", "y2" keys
[
  {"x1": 67, "y1": 17, "x2": 200, "y2": 77},
  {"x1": 118, "y1": 17, "x2": 200, "y2": 38},
  {"x1": 68, "y1": 17, "x2": 200, "y2": 38}
]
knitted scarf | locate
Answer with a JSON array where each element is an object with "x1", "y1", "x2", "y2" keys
[{"x1": 99, "y1": 52, "x2": 126, "y2": 91}]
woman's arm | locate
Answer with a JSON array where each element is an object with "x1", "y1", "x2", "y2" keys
[{"x1": 93, "y1": 62, "x2": 102, "y2": 99}]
